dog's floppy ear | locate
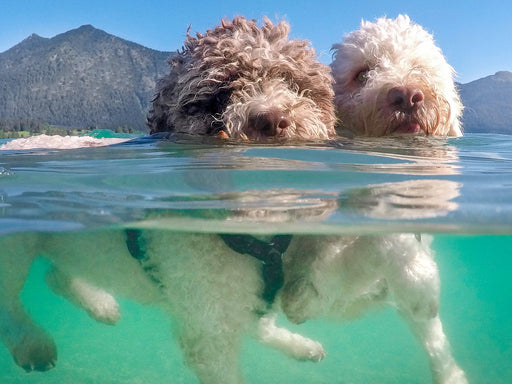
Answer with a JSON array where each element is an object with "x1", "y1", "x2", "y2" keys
[
  {"x1": 147, "y1": 84, "x2": 176, "y2": 133},
  {"x1": 147, "y1": 93, "x2": 175, "y2": 133}
]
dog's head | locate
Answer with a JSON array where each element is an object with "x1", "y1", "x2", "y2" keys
[
  {"x1": 331, "y1": 15, "x2": 463, "y2": 137},
  {"x1": 148, "y1": 17, "x2": 336, "y2": 141}
]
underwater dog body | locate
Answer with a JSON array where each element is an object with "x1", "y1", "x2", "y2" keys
[{"x1": 1, "y1": 229, "x2": 467, "y2": 383}]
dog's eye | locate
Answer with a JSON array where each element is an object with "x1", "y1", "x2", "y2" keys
[
  {"x1": 183, "y1": 102, "x2": 202, "y2": 115},
  {"x1": 355, "y1": 69, "x2": 369, "y2": 84},
  {"x1": 212, "y1": 88, "x2": 232, "y2": 110},
  {"x1": 182, "y1": 89, "x2": 232, "y2": 116}
]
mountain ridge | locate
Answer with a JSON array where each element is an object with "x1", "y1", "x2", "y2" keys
[
  {"x1": 459, "y1": 70, "x2": 512, "y2": 134},
  {"x1": 0, "y1": 25, "x2": 173, "y2": 131}
]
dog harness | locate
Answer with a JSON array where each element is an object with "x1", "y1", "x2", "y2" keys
[
  {"x1": 220, "y1": 234, "x2": 292, "y2": 304},
  {"x1": 125, "y1": 229, "x2": 165, "y2": 287},
  {"x1": 124, "y1": 229, "x2": 292, "y2": 305},
  {"x1": 125, "y1": 229, "x2": 147, "y2": 261}
]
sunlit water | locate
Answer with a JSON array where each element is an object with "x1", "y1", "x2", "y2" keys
[{"x1": 0, "y1": 132, "x2": 511, "y2": 383}]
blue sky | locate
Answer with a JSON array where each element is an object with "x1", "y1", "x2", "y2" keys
[{"x1": 1, "y1": 0, "x2": 511, "y2": 83}]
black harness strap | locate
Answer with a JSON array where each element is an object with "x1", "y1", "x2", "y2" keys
[
  {"x1": 125, "y1": 229, "x2": 147, "y2": 261},
  {"x1": 125, "y1": 229, "x2": 292, "y2": 306},
  {"x1": 125, "y1": 229, "x2": 165, "y2": 288},
  {"x1": 220, "y1": 234, "x2": 292, "y2": 305}
]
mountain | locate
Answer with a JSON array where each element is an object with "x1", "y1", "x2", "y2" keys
[
  {"x1": 0, "y1": 25, "x2": 173, "y2": 131},
  {"x1": 459, "y1": 71, "x2": 512, "y2": 134}
]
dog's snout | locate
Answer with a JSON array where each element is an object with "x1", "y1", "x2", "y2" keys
[
  {"x1": 387, "y1": 87, "x2": 424, "y2": 111},
  {"x1": 252, "y1": 109, "x2": 291, "y2": 137}
]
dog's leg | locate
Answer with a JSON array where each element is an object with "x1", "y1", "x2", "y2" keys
[
  {"x1": 280, "y1": 235, "x2": 341, "y2": 324},
  {"x1": 46, "y1": 266, "x2": 120, "y2": 325},
  {"x1": 406, "y1": 315, "x2": 468, "y2": 384},
  {"x1": 0, "y1": 233, "x2": 57, "y2": 372},
  {"x1": 257, "y1": 312, "x2": 325, "y2": 361},
  {"x1": 282, "y1": 235, "x2": 386, "y2": 324},
  {"x1": 388, "y1": 235, "x2": 467, "y2": 384},
  {"x1": 177, "y1": 320, "x2": 246, "y2": 384}
]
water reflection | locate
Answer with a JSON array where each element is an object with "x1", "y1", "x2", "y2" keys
[
  {"x1": 339, "y1": 179, "x2": 461, "y2": 220},
  {"x1": 334, "y1": 136, "x2": 461, "y2": 175},
  {"x1": 136, "y1": 177, "x2": 462, "y2": 233}
]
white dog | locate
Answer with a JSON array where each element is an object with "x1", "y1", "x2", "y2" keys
[
  {"x1": 331, "y1": 15, "x2": 463, "y2": 137},
  {"x1": 278, "y1": 15, "x2": 468, "y2": 384},
  {"x1": 280, "y1": 181, "x2": 468, "y2": 384}
]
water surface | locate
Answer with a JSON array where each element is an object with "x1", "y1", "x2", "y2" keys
[{"x1": 0, "y1": 133, "x2": 511, "y2": 383}]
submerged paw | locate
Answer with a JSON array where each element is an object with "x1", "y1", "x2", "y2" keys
[
  {"x1": 87, "y1": 297, "x2": 121, "y2": 325},
  {"x1": 305, "y1": 341, "x2": 326, "y2": 362},
  {"x1": 12, "y1": 333, "x2": 57, "y2": 372}
]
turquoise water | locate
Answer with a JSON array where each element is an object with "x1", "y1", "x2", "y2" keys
[{"x1": 0, "y1": 133, "x2": 511, "y2": 383}]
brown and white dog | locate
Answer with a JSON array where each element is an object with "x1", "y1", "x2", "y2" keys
[
  {"x1": 148, "y1": 16, "x2": 336, "y2": 141},
  {"x1": 0, "y1": 16, "x2": 335, "y2": 382},
  {"x1": 278, "y1": 15, "x2": 467, "y2": 384}
]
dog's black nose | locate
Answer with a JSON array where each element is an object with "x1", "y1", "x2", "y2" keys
[
  {"x1": 252, "y1": 109, "x2": 291, "y2": 137},
  {"x1": 387, "y1": 87, "x2": 424, "y2": 111}
]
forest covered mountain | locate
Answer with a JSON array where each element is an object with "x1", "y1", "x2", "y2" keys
[
  {"x1": 0, "y1": 25, "x2": 172, "y2": 132},
  {"x1": 0, "y1": 25, "x2": 510, "y2": 134}
]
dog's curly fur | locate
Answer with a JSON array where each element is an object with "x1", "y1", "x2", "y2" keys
[
  {"x1": 148, "y1": 16, "x2": 336, "y2": 141},
  {"x1": 331, "y1": 15, "x2": 463, "y2": 137}
]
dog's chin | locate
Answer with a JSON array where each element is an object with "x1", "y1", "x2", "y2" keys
[
  {"x1": 238, "y1": 124, "x2": 327, "y2": 142},
  {"x1": 239, "y1": 128, "x2": 290, "y2": 142},
  {"x1": 392, "y1": 121, "x2": 422, "y2": 135}
]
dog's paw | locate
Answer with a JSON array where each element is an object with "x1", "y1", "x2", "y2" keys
[
  {"x1": 281, "y1": 278, "x2": 320, "y2": 324},
  {"x1": 46, "y1": 270, "x2": 121, "y2": 325},
  {"x1": 85, "y1": 292, "x2": 121, "y2": 325},
  {"x1": 437, "y1": 365, "x2": 468, "y2": 384},
  {"x1": 258, "y1": 314, "x2": 326, "y2": 362},
  {"x1": 293, "y1": 338, "x2": 326, "y2": 362},
  {"x1": 11, "y1": 329, "x2": 57, "y2": 372},
  {"x1": 68, "y1": 278, "x2": 121, "y2": 325}
]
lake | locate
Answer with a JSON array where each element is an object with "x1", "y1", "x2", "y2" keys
[{"x1": 0, "y1": 132, "x2": 511, "y2": 383}]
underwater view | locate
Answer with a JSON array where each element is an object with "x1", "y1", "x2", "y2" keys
[{"x1": 0, "y1": 132, "x2": 511, "y2": 384}]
